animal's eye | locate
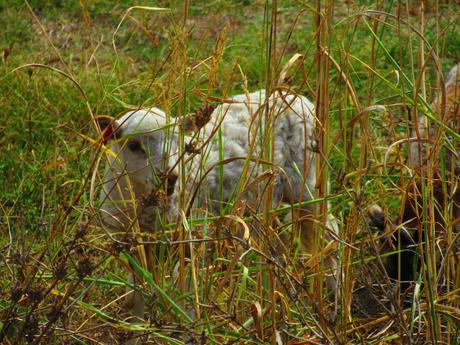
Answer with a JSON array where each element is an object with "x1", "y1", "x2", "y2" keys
[{"x1": 127, "y1": 140, "x2": 143, "y2": 152}]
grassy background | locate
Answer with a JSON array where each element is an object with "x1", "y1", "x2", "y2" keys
[{"x1": 1, "y1": 0, "x2": 459, "y2": 344}]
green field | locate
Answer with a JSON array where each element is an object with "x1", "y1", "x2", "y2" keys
[{"x1": 1, "y1": 1, "x2": 459, "y2": 344}]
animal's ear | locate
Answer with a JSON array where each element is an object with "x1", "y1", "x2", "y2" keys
[{"x1": 95, "y1": 115, "x2": 121, "y2": 145}]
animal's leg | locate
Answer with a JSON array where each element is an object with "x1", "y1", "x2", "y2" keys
[
  {"x1": 126, "y1": 272, "x2": 144, "y2": 320},
  {"x1": 125, "y1": 272, "x2": 145, "y2": 345}
]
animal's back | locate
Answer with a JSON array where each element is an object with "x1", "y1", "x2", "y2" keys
[
  {"x1": 410, "y1": 63, "x2": 460, "y2": 173},
  {"x1": 188, "y1": 90, "x2": 317, "y2": 213}
]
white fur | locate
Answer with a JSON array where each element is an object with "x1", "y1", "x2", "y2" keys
[
  {"x1": 99, "y1": 90, "x2": 317, "y2": 230},
  {"x1": 409, "y1": 62, "x2": 460, "y2": 171}
]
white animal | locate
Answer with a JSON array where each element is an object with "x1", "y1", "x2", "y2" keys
[
  {"x1": 409, "y1": 62, "x2": 460, "y2": 173},
  {"x1": 97, "y1": 89, "x2": 325, "y2": 321}
]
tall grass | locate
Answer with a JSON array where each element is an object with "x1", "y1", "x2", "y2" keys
[{"x1": 0, "y1": 0, "x2": 459, "y2": 344}]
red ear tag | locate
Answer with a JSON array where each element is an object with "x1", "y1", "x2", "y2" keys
[{"x1": 102, "y1": 125, "x2": 114, "y2": 145}]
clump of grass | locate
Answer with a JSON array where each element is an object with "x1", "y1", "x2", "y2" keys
[{"x1": 1, "y1": 0, "x2": 459, "y2": 344}]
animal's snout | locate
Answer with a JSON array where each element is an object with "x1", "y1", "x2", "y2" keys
[{"x1": 166, "y1": 173, "x2": 178, "y2": 196}]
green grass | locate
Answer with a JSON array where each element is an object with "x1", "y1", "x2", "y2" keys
[{"x1": 1, "y1": 0, "x2": 459, "y2": 344}]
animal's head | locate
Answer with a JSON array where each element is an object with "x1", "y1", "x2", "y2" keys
[
  {"x1": 432, "y1": 62, "x2": 460, "y2": 119},
  {"x1": 96, "y1": 109, "x2": 180, "y2": 202},
  {"x1": 446, "y1": 62, "x2": 460, "y2": 88}
]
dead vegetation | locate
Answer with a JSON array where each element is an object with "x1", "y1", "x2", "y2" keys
[{"x1": 0, "y1": 1, "x2": 459, "y2": 344}]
